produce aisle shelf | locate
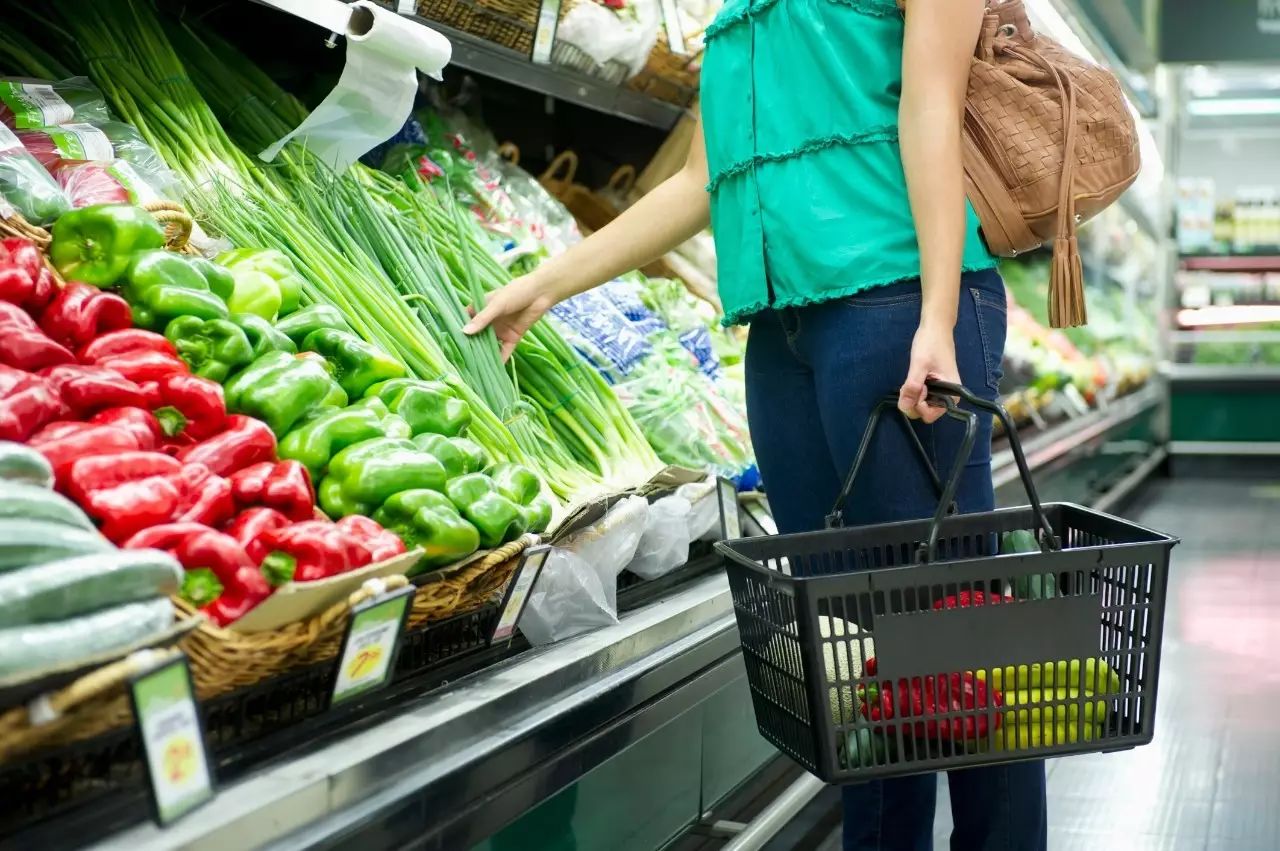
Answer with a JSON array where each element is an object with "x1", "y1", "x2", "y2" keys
[{"x1": 402, "y1": 17, "x2": 686, "y2": 130}]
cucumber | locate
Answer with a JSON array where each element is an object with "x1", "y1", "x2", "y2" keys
[
  {"x1": 0, "y1": 549, "x2": 182, "y2": 626},
  {"x1": 0, "y1": 442, "x2": 54, "y2": 489},
  {"x1": 0, "y1": 520, "x2": 113, "y2": 572},
  {"x1": 0, "y1": 597, "x2": 173, "y2": 679},
  {"x1": 0, "y1": 482, "x2": 96, "y2": 531}
]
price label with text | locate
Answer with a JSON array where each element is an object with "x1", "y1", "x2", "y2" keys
[
  {"x1": 331, "y1": 586, "x2": 414, "y2": 706},
  {"x1": 129, "y1": 654, "x2": 215, "y2": 826},
  {"x1": 718, "y1": 477, "x2": 741, "y2": 540},
  {"x1": 492, "y1": 546, "x2": 550, "y2": 643}
]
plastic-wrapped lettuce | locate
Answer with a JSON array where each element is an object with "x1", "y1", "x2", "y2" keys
[
  {"x1": 0, "y1": 77, "x2": 108, "y2": 130},
  {"x1": 0, "y1": 123, "x2": 68, "y2": 224}
]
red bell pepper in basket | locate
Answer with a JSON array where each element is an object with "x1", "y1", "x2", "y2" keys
[
  {"x1": 29, "y1": 420, "x2": 151, "y2": 483},
  {"x1": 858, "y1": 658, "x2": 1004, "y2": 741},
  {"x1": 140, "y1": 372, "x2": 226, "y2": 443},
  {"x1": 37, "y1": 281, "x2": 132, "y2": 349},
  {"x1": 224, "y1": 507, "x2": 292, "y2": 563},
  {"x1": 123, "y1": 523, "x2": 273, "y2": 625},
  {"x1": 175, "y1": 415, "x2": 276, "y2": 477},
  {"x1": 0, "y1": 237, "x2": 55, "y2": 312},
  {"x1": 0, "y1": 366, "x2": 64, "y2": 441},
  {"x1": 229, "y1": 460, "x2": 314, "y2": 521},
  {"x1": 337, "y1": 514, "x2": 407, "y2": 563},
  {"x1": 65, "y1": 449, "x2": 180, "y2": 504},
  {"x1": 39, "y1": 364, "x2": 148, "y2": 416},
  {"x1": 79, "y1": 328, "x2": 179, "y2": 363},
  {"x1": 258, "y1": 520, "x2": 369, "y2": 585},
  {"x1": 0, "y1": 302, "x2": 75, "y2": 370},
  {"x1": 171, "y1": 462, "x2": 236, "y2": 527},
  {"x1": 88, "y1": 406, "x2": 164, "y2": 449}
]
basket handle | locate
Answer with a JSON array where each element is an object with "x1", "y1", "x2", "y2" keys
[{"x1": 827, "y1": 379, "x2": 1058, "y2": 562}]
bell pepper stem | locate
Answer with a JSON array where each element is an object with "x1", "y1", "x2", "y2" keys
[
  {"x1": 153, "y1": 405, "x2": 188, "y2": 438},
  {"x1": 261, "y1": 551, "x2": 298, "y2": 586}
]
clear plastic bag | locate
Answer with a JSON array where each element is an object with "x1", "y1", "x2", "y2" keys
[
  {"x1": 519, "y1": 496, "x2": 649, "y2": 646},
  {"x1": 677, "y1": 476, "x2": 720, "y2": 542},
  {"x1": 0, "y1": 124, "x2": 69, "y2": 225},
  {"x1": 0, "y1": 77, "x2": 109, "y2": 130},
  {"x1": 627, "y1": 494, "x2": 691, "y2": 580},
  {"x1": 55, "y1": 160, "x2": 132, "y2": 207}
]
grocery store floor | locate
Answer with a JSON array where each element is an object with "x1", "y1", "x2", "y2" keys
[{"x1": 760, "y1": 473, "x2": 1280, "y2": 851}]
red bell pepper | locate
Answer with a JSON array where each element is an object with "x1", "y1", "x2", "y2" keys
[
  {"x1": 171, "y1": 462, "x2": 236, "y2": 528},
  {"x1": 932, "y1": 590, "x2": 1013, "y2": 611},
  {"x1": 38, "y1": 364, "x2": 148, "y2": 416},
  {"x1": 123, "y1": 523, "x2": 273, "y2": 625},
  {"x1": 37, "y1": 281, "x2": 132, "y2": 349},
  {"x1": 87, "y1": 349, "x2": 188, "y2": 386},
  {"x1": 64, "y1": 449, "x2": 181, "y2": 505},
  {"x1": 0, "y1": 237, "x2": 54, "y2": 312},
  {"x1": 79, "y1": 328, "x2": 178, "y2": 363},
  {"x1": 0, "y1": 302, "x2": 75, "y2": 371},
  {"x1": 0, "y1": 366, "x2": 64, "y2": 441},
  {"x1": 88, "y1": 406, "x2": 164, "y2": 449},
  {"x1": 258, "y1": 520, "x2": 366, "y2": 584},
  {"x1": 29, "y1": 420, "x2": 150, "y2": 484},
  {"x1": 857, "y1": 659, "x2": 1003, "y2": 741},
  {"x1": 175, "y1": 414, "x2": 276, "y2": 477},
  {"x1": 83, "y1": 474, "x2": 183, "y2": 544},
  {"x1": 229, "y1": 460, "x2": 314, "y2": 521},
  {"x1": 224, "y1": 507, "x2": 292, "y2": 564},
  {"x1": 337, "y1": 515, "x2": 407, "y2": 564},
  {"x1": 140, "y1": 372, "x2": 226, "y2": 442}
]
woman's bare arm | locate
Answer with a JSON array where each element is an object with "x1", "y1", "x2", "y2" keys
[
  {"x1": 896, "y1": 0, "x2": 985, "y2": 421},
  {"x1": 465, "y1": 109, "x2": 710, "y2": 359}
]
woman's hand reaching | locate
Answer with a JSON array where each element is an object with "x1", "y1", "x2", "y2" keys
[
  {"x1": 897, "y1": 322, "x2": 960, "y2": 424},
  {"x1": 463, "y1": 273, "x2": 554, "y2": 362}
]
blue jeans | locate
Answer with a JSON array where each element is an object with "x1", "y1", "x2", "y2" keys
[{"x1": 743, "y1": 269, "x2": 1047, "y2": 851}]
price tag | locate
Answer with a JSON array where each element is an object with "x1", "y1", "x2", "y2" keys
[
  {"x1": 492, "y1": 545, "x2": 550, "y2": 643},
  {"x1": 744, "y1": 499, "x2": 778, "y2": 536},
  {"x1": 330, "y1": 584, "x2": 414, "y2": 706},
  {"x1": 717, "y1": 477, "x2": 741, "y2": 540},
  {"x1": 659, "y1": 0, "x2": 689, "y2": 55},
  {"x1": 128, "y1": 653, "x2": 216, "y2": 826},
  {"x1": 531, "y1": 0, "x2": 562, "y2": 65},
  {"x1": 397, "y1": 0, "x2": 416, "y2": 13}
]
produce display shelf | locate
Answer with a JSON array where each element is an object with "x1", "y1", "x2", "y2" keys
[
  {"x1": 80, "y1": 575, "x2": 739, "y2": 851},
  {"x1": 617, "y1": 545, "x2": 720, "y2": 613},
  {"x1": 991, "y1": 382, "x2": 1162, "y2": 491},
  {"x1": 1180, "y1": 254, "x2": 1280, "y2": 273},
  {"x1": 1164, "y1": 363, "x2": 1280, "y2": 387},
  {"x1": 402, "y1": 16, "x2": 685, "y2": 130}
]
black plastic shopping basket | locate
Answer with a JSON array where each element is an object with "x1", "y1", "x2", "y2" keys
[{"x1": 715, "y1": 380, "x2": 1178, "y2": 783}]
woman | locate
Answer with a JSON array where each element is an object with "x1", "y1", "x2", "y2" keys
[{"x1": 465, "y1": 0, "x2": 1048, "y2": 847}]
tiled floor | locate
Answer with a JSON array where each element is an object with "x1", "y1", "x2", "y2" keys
[{"x1": 816, "y1": 475, "x2": 1280, "y2": 850}]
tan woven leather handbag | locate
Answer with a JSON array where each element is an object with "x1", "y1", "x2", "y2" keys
[{"x1": 900, "y1": 0, "x2": 1140, "y2": 327}]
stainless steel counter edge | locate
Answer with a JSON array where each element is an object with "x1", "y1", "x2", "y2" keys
[{"x1": 92, "y1": 574, "x2": 736, "y2": 851}]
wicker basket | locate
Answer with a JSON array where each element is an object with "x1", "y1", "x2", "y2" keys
[
  {"x1": 0, "y1": 650, "x2": 181, "y2": 763},
  {"x1": 407, "y1": 535, "x2": 534, "y2": 629},
  {"x1": 627, "y1": 40, "x2": 704, "y2": 106},
  {"x1": 416, "y1": 0, "x2": 540, "y2": 53},
  {"x1": 177, "y1": 575, "x2": 411, "y2": 699}
]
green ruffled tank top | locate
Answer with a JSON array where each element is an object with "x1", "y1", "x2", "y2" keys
[{"x1": 700, "y1": 0, "x2": 997, "y2": 325}]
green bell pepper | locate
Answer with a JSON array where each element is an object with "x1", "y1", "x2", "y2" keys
[
  {"x1": 230, "y1": 313, "x2": 297, "y2": 358},
  {"x1": 412, "y1": 433, "x2": 487, "y2": 480},
  {"x1": 318, "y1": 437, "x2": 447, "y2": 518},
  {"x1": 121, "y1": 250, "x2": 230, "y2": 330},
  {"x1": 217, "y1": 248, "x2": 304, "y2": 319},
  {"x1": 223, "y1": 350, "x2": 348, "y2": 437},
  {"x1": 348, "y1": 397, "x2": 413, "y2": 440},
  {"x1": 366, "y1": 378, "x2": 472, "y2": 438},
  {"x1": 373, "y1": 489, "x2": 480, "y2": 571},
  {"x1": 164, "y1": 316, "x2": 255, "y2": 382},
  {"x1": 186, "y1": 257, "x2": 236, "y2": 303},
  {"x1": 49, "y1": 204, "x2": 167, "y2": 286},
  {"x1": 488, "y1": 463, "x2": 553, "y2": 533},
  {"x1": 279, "y1": 401, "x2": 404, "y2": 480},
  {"x1": 275, "y1": 303, "x2": 351, "y2": 345},
  {"x1": 444, "y1": 473, "x2": 527, "y2": 548},
  {"x1": 301, "y1": 328, "x2": 406, "y2": 398}
]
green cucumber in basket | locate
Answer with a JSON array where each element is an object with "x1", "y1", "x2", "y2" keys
[
  {"x1": 0, "y1": 520, "x2": 113, "y2": 572},
  {"x1": 0, "y1": 597, "x2": 174, "y2": 679},
  {"x1": 0, "y1": 549, "x2": 182, "y2": 627},
  {"x1": 0, "y1": 442, "x2": 54, "y2": 489},
  {"x1": 0, "y1": 482, "x2": 96, "y2": 531}
]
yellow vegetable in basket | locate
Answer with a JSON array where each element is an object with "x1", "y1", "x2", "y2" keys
[
  {"x1": 817, "y1": 616, "x2": 873, "y2": 725},
  {"x1": 1002, "y1": 688, "x2": 1108, "y2": 725},
  {"x1": 987, "y1": 658, "x2": 1121, "y2": 695},
  {"x1": 993, "y1": 715, "x2": 1105, "y2": 751}
]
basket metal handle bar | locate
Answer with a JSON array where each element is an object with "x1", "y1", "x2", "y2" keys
[{"x1": 826, "y1": 379, "x2": 1058, "y2": 562}]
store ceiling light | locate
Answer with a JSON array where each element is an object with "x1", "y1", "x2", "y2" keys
[{"x1": 1186, "y1": 98, "x2": 1280, "y2": 117}]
